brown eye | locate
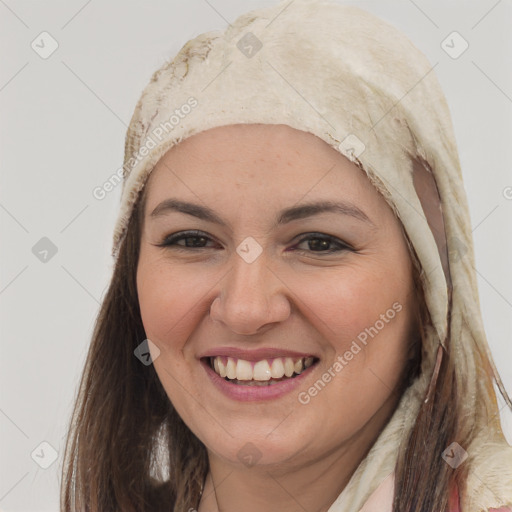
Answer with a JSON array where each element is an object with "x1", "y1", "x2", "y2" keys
[
  {"x1": 157, "y1": 230, "x2": 219, "y2": 249},
  {"x1": 292, "y1": 233, "x2": 353, "y2": 254}
]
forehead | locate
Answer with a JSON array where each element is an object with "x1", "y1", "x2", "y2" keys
[
  {"x1": 151, "y1": 124, "x2": 334, "y2": 172},
  {"x1": 142, "y1": 123, "x2": 388, "y2": 218}
]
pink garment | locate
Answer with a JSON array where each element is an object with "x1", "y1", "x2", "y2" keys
[
  {"x1": 449, "y1": 484, "x2": 461, "y2": 512},
  {"x1": 358, "y1": 472, "x2": 394, "y2": 512},
  {"x1": 357, "y1": 471, "x2": 511, "y2": 512},
  {"x1": 450, "y1": 482, "x2": 512, "y2": 512}
]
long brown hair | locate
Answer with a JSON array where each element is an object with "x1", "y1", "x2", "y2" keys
[
  {"x1": 393, "y1": 258, "x2": 464, "y2": 511},
  {"x1": 60, "y1": 178, "x2": 506, "y2": 512},
  {"x1": 60, "y1": 186, "x2": 207, "y2": 511}
]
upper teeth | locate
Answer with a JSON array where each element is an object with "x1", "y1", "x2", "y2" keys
[{"x1": 211, "y1": 356, "x2": 315, "y2": 381}]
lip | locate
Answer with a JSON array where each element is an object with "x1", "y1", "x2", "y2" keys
[
  {"x1": 198, "y1": 346, "x2": 317, "y2": 362},
  {"x1": 200, "y1": 355, "x2": 319, "y2": 402}
]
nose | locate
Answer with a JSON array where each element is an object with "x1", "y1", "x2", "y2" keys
[{"x1": 209, "y1": 249, "x2": 291, "y2": 335}]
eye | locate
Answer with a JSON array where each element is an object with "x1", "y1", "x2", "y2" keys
[
  {"x1": 291, "y1": 233, "x2": 353, "y2": 254},
  {"x1": 156, "y1": 230, "x2": 220, "y2": 250}
]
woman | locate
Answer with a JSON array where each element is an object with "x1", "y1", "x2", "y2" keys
[{"x1": 60, "y1": 1, "x2": 512, "y2": 511}]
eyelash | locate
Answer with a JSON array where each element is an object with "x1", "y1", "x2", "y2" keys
[{"x1": 155, "y1": 230, "x2": 353, "y2": 255}]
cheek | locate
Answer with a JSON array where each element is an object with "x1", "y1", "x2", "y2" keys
[
  {"x1": 136, "y1": 260, "x2": 211, "y2": 416},
  {"x1": 136, "y1": 260, "x2": 209, "y2": 350},
  {"x1": 295, "y1": 262, "x2": 410, "y2": 344},
  {"x1": 294, "y1": 259, "x2": 416, "y2": 396}
]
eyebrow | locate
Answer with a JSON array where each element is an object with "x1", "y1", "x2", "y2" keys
[{"x1": 150, "y1": 198, "x2": 375, "y2": 228}]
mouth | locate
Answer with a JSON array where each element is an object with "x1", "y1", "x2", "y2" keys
[{"x1": 202, "y1": 355, "x2": 319, "y2": 386}]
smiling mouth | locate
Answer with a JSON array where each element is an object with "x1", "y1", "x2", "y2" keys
[{"x1": 205, "y1": 356, "x2": 319, "y2": 386}]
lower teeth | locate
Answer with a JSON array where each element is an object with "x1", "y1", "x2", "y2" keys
[{"x1": 226, "y1": 376, "x2": 296, "y2": 386}]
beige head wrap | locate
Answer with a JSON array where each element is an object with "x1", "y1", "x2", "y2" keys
[{"x1": 111, "y1": 0, "x2": 512, "y2": 509}]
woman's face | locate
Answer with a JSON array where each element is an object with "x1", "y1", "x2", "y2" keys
[{"x1": 137, "y1": 123, "x2": 419, "y2": 470}]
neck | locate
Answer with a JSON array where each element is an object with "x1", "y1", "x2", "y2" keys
[{"x1": 198, "y1": 393, "x2": 398, "y2": 512}]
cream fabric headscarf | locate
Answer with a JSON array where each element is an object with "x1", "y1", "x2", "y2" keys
[{"x1": 111, "y1": 1, "x2": 512, "y2": 510}]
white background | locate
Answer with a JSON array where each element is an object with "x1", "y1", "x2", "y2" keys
[{"x1": 1, "y1": 0, "x2": 511, "y2": 510}]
